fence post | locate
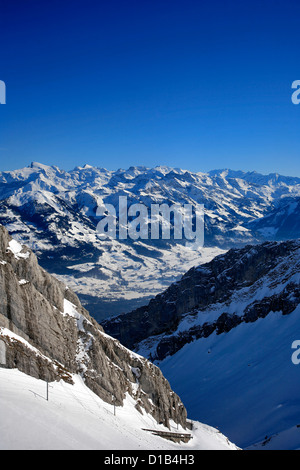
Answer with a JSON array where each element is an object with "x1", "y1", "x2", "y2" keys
[{"x1": 113, "y1": 395, "x2": 116, "y2": 416}]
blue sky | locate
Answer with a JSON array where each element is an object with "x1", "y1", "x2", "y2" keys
[{"x1": 0, "y1": 0, "x2": 300, "y2": 175}]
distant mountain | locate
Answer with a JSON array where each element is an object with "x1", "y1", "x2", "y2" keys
[
  {"x1": 0, "y1": 162, "x2": 300, "y2": 320},
  {"x1": 103, "y1": 239, "x2": 300, "y2": 449},
  {"x1": 246, "y1": 197, "x2": 300, "y2": 240}
]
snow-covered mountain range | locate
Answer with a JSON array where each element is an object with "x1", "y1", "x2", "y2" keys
[{"x1": 1, "y1": 162, "x2": 300, "y2": 320}]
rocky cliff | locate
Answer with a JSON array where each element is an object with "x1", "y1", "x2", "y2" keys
[
  {"x1": 103, "y1": 239, "x2": 300, "y2": 361},
  {"x1": 0, "y1": 224, "x2": 187, "y2": 429}
]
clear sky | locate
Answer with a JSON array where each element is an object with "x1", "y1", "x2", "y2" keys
[{"x1": 0, "y1": 0, "x2": 300, "y2": 175}]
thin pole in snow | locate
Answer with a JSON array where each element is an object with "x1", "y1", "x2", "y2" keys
[
  {"x1": 113, "y1": 395, "x2": 116, "y2": 416},
  {"x1": 46, "y1": 380, "x2": 49, "y2": 401}
]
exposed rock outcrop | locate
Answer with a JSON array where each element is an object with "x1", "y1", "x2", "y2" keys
[
  {"x1": 0, "y1": 225, "x2": 187, "y2": 428},
  {"x1": 103, "y1": 240, "x2": 300, "y2": 361}
]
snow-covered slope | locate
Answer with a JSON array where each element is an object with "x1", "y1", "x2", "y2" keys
[
  {"x1": 246, "y1": 197, "x2": 300, "y2": 241},
  {"x1": 0, "y1": 368, "x2": 238, "y2": 450},
  {"x1": 159, "y1": 309, "x2": 300, "y2": 450},
  {"x1": 104, "y1": 239, "x2": 300, "y2": 449},
  {"x1": 1, "y1": 163, "x2": 300, "y2": 319}
]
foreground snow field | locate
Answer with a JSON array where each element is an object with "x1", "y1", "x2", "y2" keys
[
  {"x1": 159, "y1": 308, "x2": 300, "y2": 450},
  {"x1": 0, "y1": 368, "x2": 238, "y2": 450}
]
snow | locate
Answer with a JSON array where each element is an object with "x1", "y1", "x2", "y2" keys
[
  {"x1": 7, "y1": 239, "x2": 30, "y2": 260},
  {"x1": 249, "y1": 425, "x2": 300, "y2": 450},
  {"x1": 159, "y1": 307, "x2": 300, "y2": 450},
  {"x1": 56, "y1": 245, "x2": 225, "y2": 307},
  {"x1": 62, "y1": 298, "x2": 92, "y2": 331},
  {"x1": 137, "y1": 242, "x2": 300, "y2": 342},
  {"x1": 0, "y1": 328, "x2": 52, "y2": 366},
  {"x1": 0, "y1": 368, "x2": 238, "y2": 450},
  {"x1": 2, "y1": 163, "x2": 300, "y2": 318}
]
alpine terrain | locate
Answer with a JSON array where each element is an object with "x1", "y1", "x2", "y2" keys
[
  {"x1": 1, "y1": 162, "x2": 300, "y2": 450},
  {"x1": 1, "y1": 162, "x2": 300, "y2": 320},
  {"x1": 104, "y1": 239, "x2": 300, "y2": 449},
  {"x1": 0, "y1": 224, "x2": 237, "y2": 450}
]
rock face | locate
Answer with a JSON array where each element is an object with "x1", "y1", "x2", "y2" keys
[
  {"x1": 103, "y1": 239, "x2": 300, "y2": 361},
  {"x1": 0, "y1": 225, "x2": 187, "y2": 429}
]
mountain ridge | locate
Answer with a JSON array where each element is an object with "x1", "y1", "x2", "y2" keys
[
  {"x1": 103, "y1": 238, "x2": 300, "y2": 357},
  {"x1": 1, "y1": 162, "x2": 300, "y2": 320}
]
